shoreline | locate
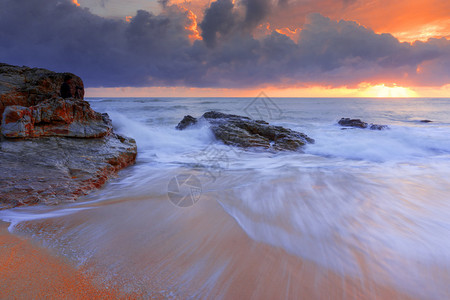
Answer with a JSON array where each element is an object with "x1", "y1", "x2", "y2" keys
[
  {"x1": 0, "y1": 194, "x2": 420, "y2": 299},
  {"x1": 0, "y1": 221, "x2": 135, "y2": 299}
]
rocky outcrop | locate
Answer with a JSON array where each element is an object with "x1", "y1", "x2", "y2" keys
[
  {"x1": 338, "y1": 118, "x2": 389, "y2": 130},
  {"x1": 0, "y1": 135, "x2": 137, "y2": 209},
  {"x1": 0, "y1": 63, "x2": 83, "y2": 124},
  {"x1": 0, "y1": 63, "x2": 137, "y2": 209},
  {"x1": 176, "y1": 115, "x2": 197, "y2": 130},
  {"x1": 177, "y1": 111, "x2": 314, "y2": 151},
  {"x1": 2, "y1": 98, "x2": 112, "y2": 138}
]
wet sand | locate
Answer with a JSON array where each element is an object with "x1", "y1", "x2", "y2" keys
[
  {"x1": 0, "y1": 221, "x2": 146, "y2": 299},
  {"x1": 3, "y1": 191, "x2": 420, "y2": 300}
]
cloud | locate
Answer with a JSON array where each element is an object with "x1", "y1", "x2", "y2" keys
[
  {"x1": 243, "y1": 0, "x2": 272, "y2": 28},
  {"x1": 199, "y1": 0, "x2": 238, "y2": 47},
  {"x1": 0, "y1": 0, "x2": 448, "y2": 89}
]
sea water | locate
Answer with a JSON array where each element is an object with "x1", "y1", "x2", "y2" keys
[{"x1": 1, "y1": 97, "x2": 450, "y2": 299}]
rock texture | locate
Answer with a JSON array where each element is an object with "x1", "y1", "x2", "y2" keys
[
  {"x1": 2, "y1": 98, "x2": 112, "y2": 138},
  {"x1": 177, "y1": 111, "x2": 314, "y2": 151},
  {"x1": 338, "y1": 118, "x2": 389, "y2": 130},
  {"x1": 175, "y1": 115, "x2": 197, "y2": 130},
  {"x1": 0, "y1": 63, "x2": 137, "y2": 209},
  {"x1": 0, "y1": 135, "x2": 136, "y2": 209},
  {"x1": 0, "y1": 63, "x2": 84, "y2": 124}
]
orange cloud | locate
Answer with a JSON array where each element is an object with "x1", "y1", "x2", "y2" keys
[
  {"x1": 263, "y1": 0, "x2": 450, "y2": 42},
  {"x1": 338, "y1": 0, "x2": 450, "y2": 42},
  {"x1": 275, "y1": 27, "x2": 301, "y2": 42},
  {"x1": 72, "y1": 0, "x2": 80, "y2": 7},
  {"x1": 185, "y1": 10, "x2": 202, "y2": 42},
  {"x1": 125, "y1": 16, "x2": 132, "y2": 23}
]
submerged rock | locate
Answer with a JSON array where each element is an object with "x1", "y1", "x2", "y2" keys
[
  {"x1": 176, "y1": 111, "x2": 314, "y2": 151},
  {"x1": 0, "y1": 63, "x2": 137, "y2": 209},
  {"x1": 338, "y1": 118, "x2": 389, "y2": 130},
  {"x1": 368, "y1": 124, "x2": 389, "y2": 130}
]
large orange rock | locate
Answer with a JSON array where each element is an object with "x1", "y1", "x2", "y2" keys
[
  {"x1": 0, "y1": 63, "x2": 84, "y2": 124},
  {"x1": 0, "y1": 63, "x2": 137, "y2": 208},
  {"x1": 1, "y1": 98, "x2": 112, "y2": 138}
]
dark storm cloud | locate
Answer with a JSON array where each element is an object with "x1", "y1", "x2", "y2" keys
[
  {"x1": 0, "y1": 0, "x2": 448, "y2": 88},
  {"x1": 199, "y1": 0, "x2": 238, "y2": 47},
  {"x1": 199, "y1": 0, "x2": 272, "y2": 47},
  {"x1": 243, "y1": 0, "x2": 272, "y2": 28}
]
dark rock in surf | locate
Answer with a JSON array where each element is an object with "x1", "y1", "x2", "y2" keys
[
  {"x1": 338, "y1": 118, "x2": 368, "y2": 128},
  {"x1": 338, "y1": 118, "x2": 388, "y2": 130},
  {"x1": 369, "y1": 124, "x2": 389, "y2": 130},
  {"x1": 176, "y1": 115, "x2": 197, "y2": 130},
  {"x1": 420, "y1": 120, "x2": 432, "y2": 123},
  {"x1": 176, "y1": 111, "x2": 314, "y2": 151}
]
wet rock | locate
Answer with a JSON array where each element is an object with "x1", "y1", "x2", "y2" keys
[
  {"x1": 338, "y1": 118, "x2": 368, "y2": 128},
  {"x1": 338, "y1": 118, "x2": 388, "y2": 130},
  {"x1": 0, "y1": 134, "x2": 137, "y2": 209},
  {"x1": 176, "y1": 111, "x2": 314, "y2": 151},
  {"x1": 176, "y1": 115, "x2": 197, "y2": 130},
  {"x1": 420, "y1": 120, "x2": 432, "y2": 123},
  {"x1": 369, "y1": 124, "x2": 389, "y2": 130},
  {"x1": 0, "y1": 63, "x2": 84, "y2": 124},
  {"x1": 1, "y1": 98, "x2": 112, "y2": 138}
]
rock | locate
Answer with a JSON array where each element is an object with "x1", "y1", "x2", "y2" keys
[
  {"x1": 0, "y1": 134, "x2": 137, "y2": 209},
  {"x1": 338, "y1": 118, "x2": 388, "y2": 130},
  {"x1": 369, "y1": 124, "x2": 389, "y2": 130},
  {"x1": 176, "y1": 111, "x2": 314, "y2": 151},
  {"x1": 338, "y1": 118, "x2": 368, "y2": 128},
  {"x1": 0, "y1": 63, "x2": 137, "y2": 209},
  {"x1": 420, "y1": 120, "x2": 432, "y2": 123},
  {"x1": 1, "y1": 98, "x2": 112, "y2": 138},
  {"x1": 0, "y1": 63, "x2": 84, "y2": 124},
  {"x1": 176, "y1": 115, "x2": 197, "y2": 130}
]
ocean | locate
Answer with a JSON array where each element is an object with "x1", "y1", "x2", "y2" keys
[{"x1": 1, "y1": 97, "x2": 450, "y2": 299}]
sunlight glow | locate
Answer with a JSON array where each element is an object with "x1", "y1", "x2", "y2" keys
[
  {"x1": 361, "y1": 84, "x2": 418, "y2": 97},
  {"x1": 185, "y1": 10, "x2": 202, "y2": 42},
  {"x1": 391, "y1": 20, "x2": 450, "y2": 42},
  {"x1": 275, "y1": 28, "x2": 301, "y2": 42},
  {"x1": 72, "y1": 0, "x2": 80, "y2": 7},
  {"x1": 84, "y1": 84, "x2": 450, "y2": 98}
]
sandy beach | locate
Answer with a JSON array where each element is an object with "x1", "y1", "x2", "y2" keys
[
  {"x1": 0, "y1": 221, "x2": 142, "y2": 299},
  {"x1": 1, "y1": 192, "x2": 421, "y2": 299}
]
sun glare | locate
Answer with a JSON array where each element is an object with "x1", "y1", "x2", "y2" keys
[{"x1": 361, "y1": 84, "x2": 418, "y2": 97}]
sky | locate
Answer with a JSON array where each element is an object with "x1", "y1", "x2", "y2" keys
[{"x1": 1, "y1": 0, "x2": 449, "y2": 97}]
